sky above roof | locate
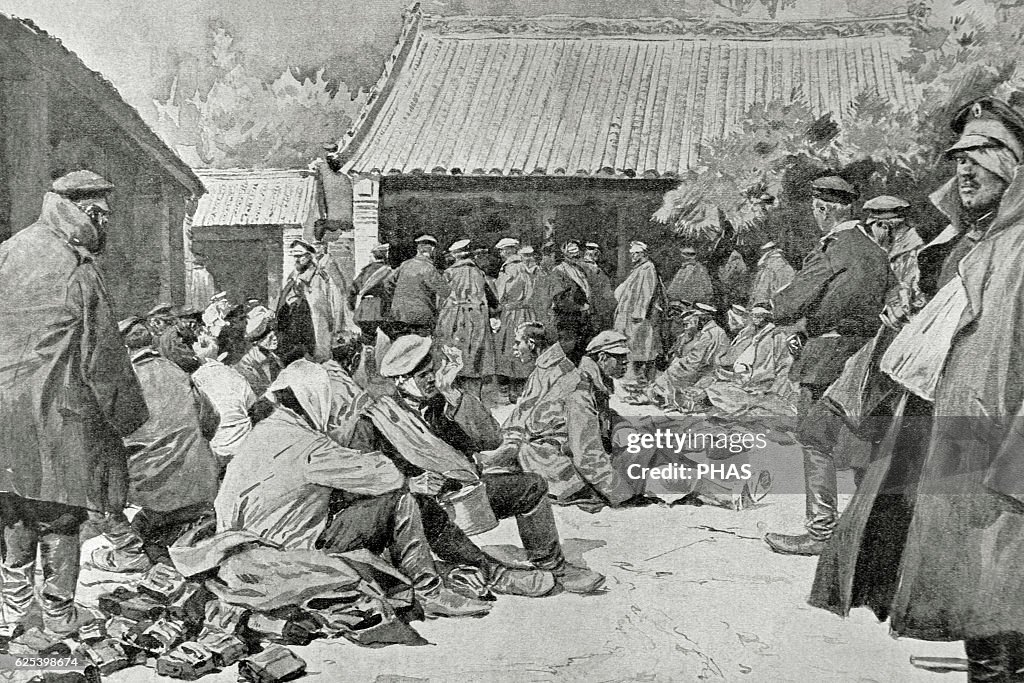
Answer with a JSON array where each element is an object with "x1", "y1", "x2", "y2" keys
[{"x1": 0, "y1": 0, "x2": 931, "y2": 135}]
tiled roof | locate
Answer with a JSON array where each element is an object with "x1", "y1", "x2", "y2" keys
[
  {"x1": 339, "y1": 7, "x2": 921, "y2": 179},
  {"x1": 191, "y1": 169, "x2": 322, "y2": 228},
  {"x1": 0, "y1": 14, "x2": 203, "y2": 195}
]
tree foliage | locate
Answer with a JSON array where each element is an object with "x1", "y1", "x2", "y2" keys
[
  {"x1": 152, "y1": 27, "x2": 367, "y2": 169},
  {"x1": 654, "y1": 0, "x2": 1024, "y2": 251}
]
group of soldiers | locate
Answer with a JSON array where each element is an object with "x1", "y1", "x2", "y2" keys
[{"x1": 5, "y1": 92, "x2": 1024, "y2": 678}]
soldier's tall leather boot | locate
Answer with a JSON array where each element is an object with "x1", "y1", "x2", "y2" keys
[
  {"x1": 39, "y1": 530, "x2": 98, "y2": 636},
  {"x1": 1, "y1": 522, "x2": 39, "y2": 630},
  {"x1": 517, "y1": 498, "x2": 605, "y2": 594},
  {"x1": 764, "y1": 445, "x2": 835, "y2": 556}
]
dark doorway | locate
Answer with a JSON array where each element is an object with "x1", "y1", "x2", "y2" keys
[{"x1": 200, "y1": 239, "x2": 269, "y2": 304}]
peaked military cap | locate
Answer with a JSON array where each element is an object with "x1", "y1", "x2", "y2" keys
[
  {"x1": 811, "y1": 176, "x2": 858, "y2": 204},
  {"x1": 586, "y1": 330, "x2": 629, "y2": 356},
  {"x1": 379, "y1": 335, "x2": 433, "y2": 378},
  {"x1": 946, "y1": 97, "x2": 1024, "y2": 161},
  {"x1": 863, "y1": 195, "x2": 911, "y2": 220},
  {"x1": 52, "y1": 170, "x2": 114, "y2": 198}
]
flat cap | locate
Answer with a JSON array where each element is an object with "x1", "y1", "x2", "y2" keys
[
  {"x1": 210, "y1": 291, "x2": 228, "y2": 303},
  {"x1": 117, "y1": 315, "x2": 146, "y2": 335},
  {"x1": 379, "y1": 335, "x2": 433, "y2": 378},
  {"x1": 449, "y1": 239, "x2": 472, "y2": 254},
  {"x1": 695, "y1": 302, "x2": 718, "y2": 314},
  {"x1": 750, "y1": 304, "x2": 772, "y2": 315},
  {"x1": 629, "y1": 241, "x2": 649, "y2": 253},
  {"x1": 289, "y1": 239, "x2": 317, "y2": 255},
  {"x1": 730, "y1": 303, "x2": 748, "y2": 314},
  {"x1": 863, "y1": 195, "x2": 911, "y2": 220},
  {"x1": 245, "y1": 306, "x2": 276, "y2": 340},
  {"x1": 562, "y1": 240, "x2": 581, "y2": 255},
  {"x1": 586, "y1": 330, "x2": 630, "y2": 356},
  {"x1": 811, "y1": 176, "x2": 858, "y2": 204},
  {"x1": 760, "y1": 240, "x2": 777, "y2": 251},
  {"x1": 52, "y1": 170, "x2": 114, "y2": 198},
  {"x1": 370, "y1": 242, "x2": 391, "y2": 255},
  {"x1": 146, "y1": 303, "x2": 174, "y2": 318},
  {"x1": 584, "y1": 242, "x2": 601, "y2": 250},
  {"x1": 518, "y1": 245, "x2": 535, "y2": 255},
  {"x1": 947, "y1": 97, "x2": 1024, "y2": 161},
  {"x1": 494, "y1": 237, "x2": 520, "y2": 250},
  {"x1": 414, "y1": 234, "x2": 438, "y2": 245}
]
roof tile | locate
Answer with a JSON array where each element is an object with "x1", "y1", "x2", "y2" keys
[{"x1": 340, "y1": 13, "x2": 920, "y2": 178}]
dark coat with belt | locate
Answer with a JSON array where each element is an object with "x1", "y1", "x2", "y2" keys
[
  {"x1": 349, "y1": 261, "x2": 392, "y2": 326},
  {"x1": 384, "y1": 254, "x2": 449, "y2": 328},
  {"x1": 809, "y1": 177, "x2": 1024, "y2": 641},
  {"x1": 772, "y1": 221, "x2": 893, "y2": 387},
  {"x1": 0, "y1": 193, "x2": 148, "y2": 512}
]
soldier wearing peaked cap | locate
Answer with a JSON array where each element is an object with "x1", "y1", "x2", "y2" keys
[
  {"x1": 150, "y1": 299, "x2": 202, "y2": 375},
  {"x1": 764, "y1": 172, "x2": 894, "y2": 557},
  {"x1": 862, "y1": 195, "x2": 926, "y2": 313},
  {"x1": 613, "y1": 240, "x2": 666, "y2": 389},
  {"x1": 232, "y1": 306, "x2": 284, "y2": 398},
  {"x1": 581, "y1": 240, "x2": 616, "y2": 333},
  {"x1": 276, "y1": 238, "x2": 346, "y2": 363},
  {"x1": 666, "y1": 243, "x2": 715, "y2": 309},
  {"x1": 384, "y1": 234, "x2": 449, "y2": 337},
  {"x1": 493, "y1": 236, "x2": 535, "y2": 401},
  {"x1": 0, "y1": 171, "x2": 147, "y2": 634},
  {"x1": 644, "y1": 301, "x2": 727, "y2": 410},
  {"x1": 354, "y1": 334, "x2": 608, "y2": 595},
  {"x1": 494, "y1": 322, "x2": 644, "y2": 509},
  {"x1": 436, "y1": 238, "x2": 497, "y2": 397},
  {"x1": 749, "y1": 239, "x2": 794, "y2": 309},
  {"x1": 349, "y1": 243, "x2": 394, "y2": 379},
  {"x1": 550, "y1": 240, "x2": 594, "y2": 361},
  {"x1": 809, "y1": 96, "x2": 1024, "y2": 679}
]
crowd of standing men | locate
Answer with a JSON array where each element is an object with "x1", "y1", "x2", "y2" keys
[{"x1": 4, "y1": 94, "x2": 1024, "y2": 680}]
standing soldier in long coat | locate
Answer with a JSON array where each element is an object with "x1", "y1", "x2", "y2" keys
[
  {"x1": 810, "y1": 98, "x2": 1024, "y2": 680},
  {"x1": 763, "y1": 176, "x2": 893, "y2": 556},
  {"x1": 349, "y1": 242, "x2": 393, "y2": 374},
  {"x1": 436, "y1": 240, "x2": 497, "y2": 398},
  {"x1": 276, "y1": 239, "x2": 345, "y2": 363},
  {"x1": 525, "y1": 244, "x2": 554, "y2": 328},
  {"x1": 0, "y1": 171, "x2": 148, "y2": 635},
  {"x1": 493, "y1": 237, "x2": 534, "y2": 402},
  {"x1": 583, "y1": 242, "x2": 616, "y2": 331},
  {"x1": 550, "y1": 241, "x2": 593, "y2": 360},
  {"x1": 666, "y1": 244, "x2": 715, "y2": 305},
  {"x1": 613, "y1": 241, "x2": 665, "y2": 388},
  {"x1": 747, "y1": 241, "x2": 795, "y2": 308},
  {"x1": 384, "y1": 234, "x2": 449, "y2": 337}
]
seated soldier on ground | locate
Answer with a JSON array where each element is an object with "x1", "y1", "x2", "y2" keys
[
  {"x1": 348, "y1": 335, "x2": 607, "y2": 595},
  {"x1": 215, "y1": 360, "x2": 492, "y2": 619},
  {"x1": 694, "y1": 305, "x2": 800, "y2": 418},
  {"x1": 643, "y1": 304, "x2": 727, "y2": 410},
  {"x1": 92, "y1": 317, "x2": 222, "y2": 573},
  {"x1": 490, "y1": 324, "x2": 649, "y2": 511}
]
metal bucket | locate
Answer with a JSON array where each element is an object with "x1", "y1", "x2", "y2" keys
[{"x1": 439, "y1": 481, "x2": 498, "y2": 536}]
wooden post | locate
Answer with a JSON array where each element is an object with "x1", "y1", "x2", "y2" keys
[
  {"x1": 616, "y1": 201, "x2": 634, "y2": 281},
  {"x1": 266, "y1": 228, "x2": 284, "y2": 306},
  {"x1": 352, "y1": 176, "x2": 379, "y2": 272}
]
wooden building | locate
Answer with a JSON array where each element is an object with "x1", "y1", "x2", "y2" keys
[
  {"x1": 334, "y1": 4, "x2": 921, "y2": 279},
  {"x1": 189, "y1": 168, "x2": 346, "y2": 306},
  {"x1": 0, "y1": 14, "x2": 203, "y2": 316}
]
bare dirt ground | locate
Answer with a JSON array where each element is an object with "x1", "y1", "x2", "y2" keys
[{"x1": 85, "y1": 396, "x2": 964, "y2": 683}]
